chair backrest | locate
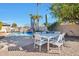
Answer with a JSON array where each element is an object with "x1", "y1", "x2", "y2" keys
[
  {"x1": 54, "y1": 31, "x2": 60, "y2": 34},
  {"x1": 57, "y1": 33, "x2": 65, "y2": 43},
  {"x1": 34, "y1": 34, "x2": 41, "y2": 41},
  {"x1": 62, "y1": 33, "x2": 65, "y2": 39}
]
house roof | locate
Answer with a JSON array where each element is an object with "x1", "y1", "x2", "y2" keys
[{"x1": 2, "y1": 23, "x2": 10, "y2": 26}]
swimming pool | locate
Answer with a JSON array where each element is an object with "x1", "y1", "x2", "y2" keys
[{"x1": 8, "y1": 32, "x2": 33, "y2": 36}]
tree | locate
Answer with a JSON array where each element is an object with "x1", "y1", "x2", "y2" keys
[
  {"x1": 12, "y1": 23, "x2": 17, "y2": 28},
  {"x1": 29, "y1": 3, "x2": 41, "y2": 32},
  {"x1": 29, "y1": 14, "x2": 33, "y2": 29},
  {"x1": 30, "y1": 14, "x2": 42, "y2": 31},
  {"x1": 50, "y1": 3, "x2": 79, "y2": 24},
  {"x1": 44, "y1": 14, "x2": 49, "y2": 27},
  {"x1": 0, "y1": 21, "x2": 3, "y2": 30},
  {"x1": 29, "y1": 14, "x2": 35, "y2": 32},
  {"x1": 48, "y1": 21, "x2": 60, "y2": 31}
]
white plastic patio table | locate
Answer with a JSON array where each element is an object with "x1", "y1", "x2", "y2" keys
[{"x1": 40, "y1": 33, "x2": 59, "y2": 52}]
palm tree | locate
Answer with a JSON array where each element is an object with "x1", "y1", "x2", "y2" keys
[
  {"x1": 29, "y1": 14, "x2": 34, "y2": 32},
  {"x1": 36, "y1": 3, "x2": 39, "y2": 28},
  {"x1": 32, "y1": 15, "x2": 42, "y2": 31},
  {"x1": 30, "y1": 14, "x2": 42, "y2": 32},
  {"x1": 29, "y1": 3, "x2": 41, "y2": 32},
  {"x1": 45, "y1": 14, "x2": 48, "y2": 27}
]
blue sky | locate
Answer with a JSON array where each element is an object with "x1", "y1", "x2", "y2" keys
[{"x1": 0, "y1": 3, "x2": 56, "y2": 27}]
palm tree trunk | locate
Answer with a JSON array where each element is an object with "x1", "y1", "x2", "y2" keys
[
  {"x1": 31, "y1": 18, "x2": 33, "y2": 32},
  {"x1": 37, "y1": 19, "x2": 39, "y2": 31},
  {"x1": 33, "y1": 19, "x2": 35, "y2": 32},
  {"x1": 37, "y1": 3, "x2": 39, "y2": 31},
  {"x1": 45, "y1": 14, "x2": 48, "y2": 27}
]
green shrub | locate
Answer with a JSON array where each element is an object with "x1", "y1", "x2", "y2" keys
[
  {"x1": 47, "y1": 21, "x2": 60, "y2": 31},
  {"x1": 0, "y1": 21, "x2": 3, "y2": 30}
]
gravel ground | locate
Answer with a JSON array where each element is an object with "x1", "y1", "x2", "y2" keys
[{"x1": 0, "y1": 36, "x2": 79, "y2": 56}]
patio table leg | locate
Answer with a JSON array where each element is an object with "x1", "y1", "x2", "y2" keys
[{"x1": 47, "y1": 39, "x2": 49, "y2": 53}]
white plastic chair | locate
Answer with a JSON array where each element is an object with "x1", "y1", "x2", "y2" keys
[
  {"x1": 33, "y1": 34, "x2": 47, "y2": 52},
  {"x1": 49, "y1": 33, "x2": 65, "y2": 54},
  {"x1": 54, "y1": 31, "x2": 61, "y2": 34}
]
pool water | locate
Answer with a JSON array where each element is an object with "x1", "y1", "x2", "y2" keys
[{"x1": 8, "y1": 32, "x2": 33, "y2": 36}]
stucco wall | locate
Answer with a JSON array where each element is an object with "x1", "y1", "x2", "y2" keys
[{"x1": 57, "y1": 24, "x2": 79, "y2": 36}]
